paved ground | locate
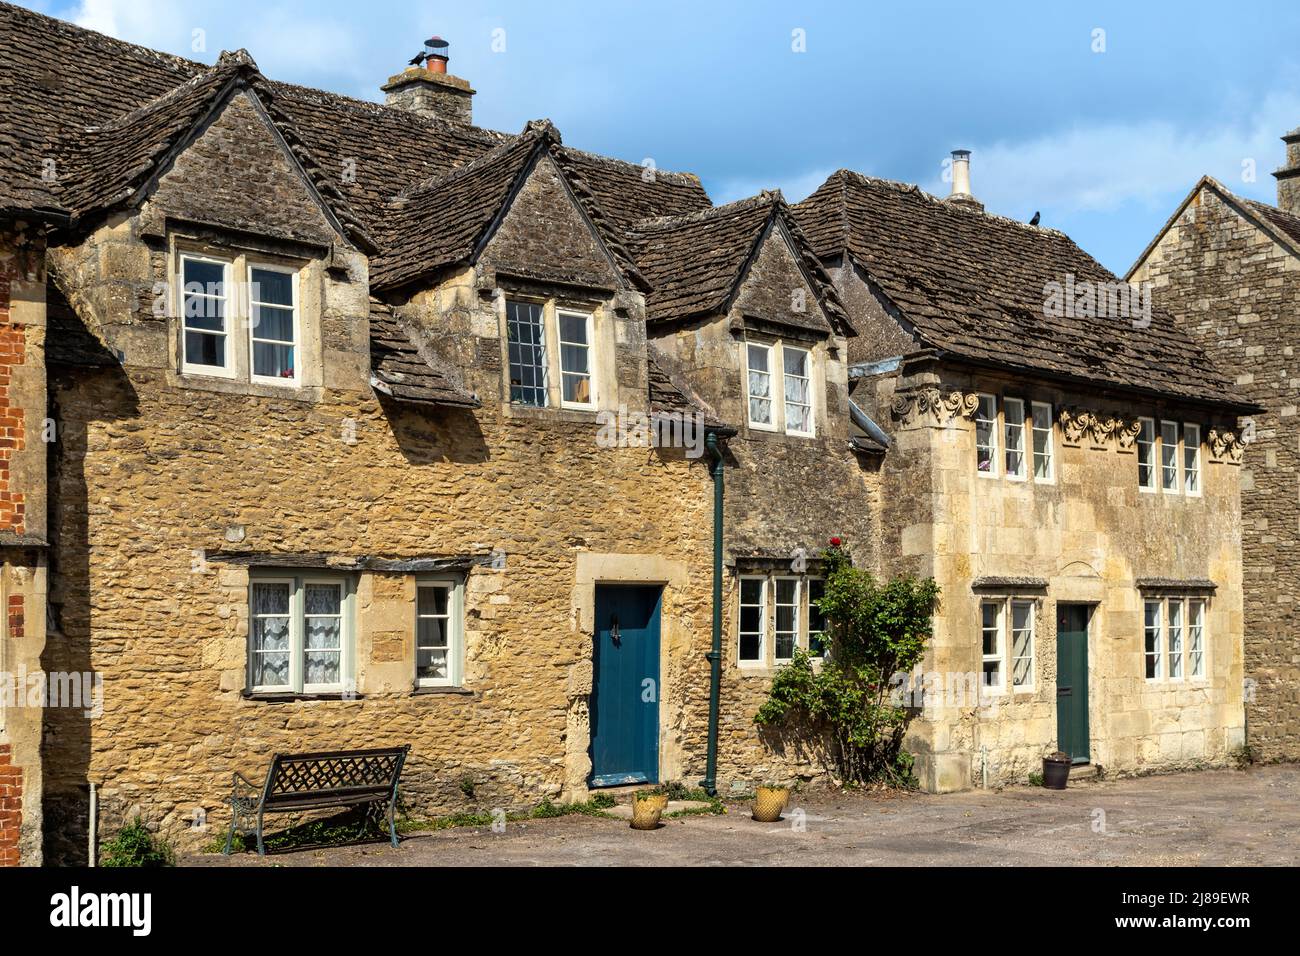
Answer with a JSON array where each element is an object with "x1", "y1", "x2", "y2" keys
[{"x1": 188, "y1": 764, "x2": 1300, "y2": 867}]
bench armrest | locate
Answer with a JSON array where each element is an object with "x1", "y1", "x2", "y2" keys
[{"x1": 231, "y1": 771, "x2": 263, "y2": 805}]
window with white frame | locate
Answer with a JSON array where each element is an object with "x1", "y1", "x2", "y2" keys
[
  {"x1": 1031, "y1": 401, "x2": 1054, "y2": 482},
  {"x1": 180, "y1": 254, "x2": 231, "y2": 374},
  {"x1": 416, "y1": 578, "x2": 464, "y2": 688},
  {"x1": 248, "y1": 574, "x2": 353, "y2": 694},
  {"x1": 1137, "y1": 417, "x2": 1156, "y2": 491},
  {"x1": 1167, "y1": 597, "x2": 1184, "y2": 680},
  {"x1": 738, "y1": 576, "x2": 767, "y2": 663},
  {"x1": 1004, "y1": 398, "x2": 1027, "y2": 479},
  {"x1": 1183, "y1": 423, "x2": 1202, "y2": 496},
  {"x1": 507, "y1": 300, "x2": 548, "y2": 407},
  {"x1": 981, "y1": 597, "x2": 1036, "y2": 692},
  {"x1": 807, "y1": 577, "x2": 826, "y2": 657},
  {"x1": 1160, "y1": 420, "x2": 1180, "y2": 493},
  {"x1": 1010, "y1": 600, "x2": 1035, "y2": 689},
  {"x1": 249, "y1": 265, "x2": 297, "y2": 383},
  {"x1": 746, "y1": 338, "x2": 817, "y2": 437},
  {"x1": 981, "y1": 601, "x2": 1004, "y2": 690},
  {"x1": 557, "y1": 310, "x2": 594, "y2": 407},
  {"x1": 746, "y1": 343, "x2": 774, "y2": 428},
  {"x1": 738, "y1": 572, "x2": 827, "y2": 665},
  {"x1": 1144, "y1": 594, "x2": 1209, "y2": 682},
  {"x1": 1188, "y1": 598, "x2": 1206, "y2": 678},
  {"x1": 1143, "y1": 599, "x2": 1163, "y2": 679},
  {"x1": 774, "y1": 577, "x2": 800, "y2": 661},
  {"x1": 783, "y1": 346, "x2": 813, "y2": 435},
  {"x1": 975, "y1": 394, "x2": 998, "y2": 476}
]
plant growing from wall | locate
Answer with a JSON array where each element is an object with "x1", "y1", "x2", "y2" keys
[
  {"x1": 755, "y1": 542, "x2": 939, "y2": 787},
  {"x1": 100, "y1": 817, "x2": 176, "y2": 867}
]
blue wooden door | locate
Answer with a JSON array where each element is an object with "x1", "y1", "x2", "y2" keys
[
  {"x1": 589, "y1": 585, "x2": 661, "y2": 787},
  {"x1": 1055, "y1": 604, "x2": 1091, "y2": 764}
]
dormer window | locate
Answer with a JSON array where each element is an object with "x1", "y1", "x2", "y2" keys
[
  {"x1": 175, "y1": 247, "x2": 307, "y2": 389},
  {"x1": 746, "y1": 337, "x2": 816, "y2": 437},
  {"x1": 505, "y1": 298, "x2": 597, "y2": 410}
]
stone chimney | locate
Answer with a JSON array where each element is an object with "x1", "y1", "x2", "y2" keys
[
  {"x1": 1273, "y1": 127, "x2": 1300, "y2": 215},
  {"x1": 944, "y1": 148, "x2": 984, "y2": 212},
  {"x1": 382, "y1": 36, "x2": 474, "y2": 124}
]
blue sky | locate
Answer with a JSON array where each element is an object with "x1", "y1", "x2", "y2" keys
[{"x1": 32, "y1": 0, "x2": 1300, "y2": 273}]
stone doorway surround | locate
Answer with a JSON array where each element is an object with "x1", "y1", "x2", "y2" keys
[{"x1": 563, "y1": 552, "x2": 689, "y2": 802}]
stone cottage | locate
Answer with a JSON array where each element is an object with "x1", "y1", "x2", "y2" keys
[
  {"x1": 0, "y1": 2, "x2": 1256, "y2": 864},
  {"x1": 1129, "y1": 129, "x2": 1300, "y2": 762},
  {"x1": 794, "y1": 166, "x2": 1257, "y2": 792}
]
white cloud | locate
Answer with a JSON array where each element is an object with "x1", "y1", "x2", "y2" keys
[{"x1": 931, "y1": 90, "x2": 1300, "y2": 217}]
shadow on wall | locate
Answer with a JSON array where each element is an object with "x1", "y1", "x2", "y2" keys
[
  {"x1": 382, "y1": 398, "x2": 490, "y2": 466},
  {"x1": 42, "y1": 341, "x2": 139, "y2": 864}
]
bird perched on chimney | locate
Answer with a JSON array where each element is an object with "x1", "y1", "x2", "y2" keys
[
  {"x1": 1029, "y1": 211, "x2": 1041, "y2": 226},
  {"x1": 407, "y1": 51, "x2": 426, "y2": 66}
]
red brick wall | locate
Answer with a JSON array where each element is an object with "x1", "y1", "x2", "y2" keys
[
  {"x1": 0, "y1": 745, "x2": 22, "y2": 866},
  {"x1": 0, "y1": 269, "x2": 27, "y2": 535}
]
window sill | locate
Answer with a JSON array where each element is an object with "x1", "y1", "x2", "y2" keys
[
  {"x1": 170, "y1": 370, "x2": 323, "y2": 404},
  {"x1": 240, "y1": 690, "x2": 363, "y2": 702},
  {"x1": 502, "y1": 402, "x2": 601, "y2": 425},
  {"x1": 412, "y1": 685, "x2": 474, "y2": 696}
]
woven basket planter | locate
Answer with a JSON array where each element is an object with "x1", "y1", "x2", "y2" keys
[
  {"x1": 752, "y1": 786, "x2": 789, "y2": 822},
  {"x1": 630, "y1": 793, "x2": 669, "y2": 830}
]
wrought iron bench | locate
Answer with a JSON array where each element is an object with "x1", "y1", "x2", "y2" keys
[{"x1": 224, "y1": 745, "x2": 410, "y2": 856}]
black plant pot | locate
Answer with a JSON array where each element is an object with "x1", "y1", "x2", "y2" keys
[{"x1": 1043, "y1": 757, "x2": 1071, "y2": 790}]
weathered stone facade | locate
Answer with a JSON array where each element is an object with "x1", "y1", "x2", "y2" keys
[
  {"x1": 852, "y1": 352, "x2": 1246, "y2": 790},
  {"x1": 1130, "y1": 176, "x2": 1300, "y2": 760}
]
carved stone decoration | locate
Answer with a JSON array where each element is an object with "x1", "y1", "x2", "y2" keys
[
  {"x1": 1089, "y1": 415, "x2": 1120, "y2": 449},
  {"x1": 1116, "y1": 418, "x2": 1143, "y2": 453},
  {"x1": 890, "y1": 388, "x2": 980, "y2": 425},
  {"x1": 1059, "y1": 406, "x2": 1092, "y2": 446},
  {"x1": 1208, "y1": 427, "x2": 1244, "y2": 464}
]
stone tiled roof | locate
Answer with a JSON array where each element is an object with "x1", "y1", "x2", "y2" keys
[
  {"x1": 629, "y1": 192, "x2": 851, "y2": 332},
  {"x1": 796, "y1": 169, "x2": 1248, "y2": 410},
  {"x1": 368, "y1": 300, "x2": 478, "y2": 407},
  {"x1": 371, "y1": 120, "x2": 651, "y2": 293},
  {"x1": 647, "y1": 352, "x2": 731, "y2": 432},
  {"x1": 1243, "y1": 197, "x2": 1300, "y2": 248}
]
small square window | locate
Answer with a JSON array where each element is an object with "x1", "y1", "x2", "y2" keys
[
  {"x1": 558, "y1": 310, "x2": 594, "y2": 407},
  {"x1": 248, "y1": 574, "x2": 352, "y2": 694}
]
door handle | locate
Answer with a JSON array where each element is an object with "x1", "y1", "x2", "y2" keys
[
  {"x1": 610, "y1": 614, "x2": 620, "y2": 647},
  {"x1": 1057, "y1": 687, "x2": 1071, "y2": 696}
]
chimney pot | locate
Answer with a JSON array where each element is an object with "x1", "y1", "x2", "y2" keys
[
  {"x1": 945, "y1": 148, "x2": 983, "y2": 212},
  {"x1": 383, "y1": 34, "x2": 474, "y2": 124}
]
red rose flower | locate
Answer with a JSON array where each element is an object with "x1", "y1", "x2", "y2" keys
[{"x1": 829, "y1": 536, "x2": 843, "y2": 547}]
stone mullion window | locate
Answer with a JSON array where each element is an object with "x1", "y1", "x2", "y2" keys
[
  {"x1": 737, "y1": 572, "x2": 827, "y2": 667},
  {"x1": 179, "y1": 253, "x2": 234, "y2": 378},
  {"x1": 1143, "y1": 594, "x2": 1209, "y2": 685},
  {"x1": 745, "y1": 336, "x2": 817, "y2": 438},
  {"x1": 247, "y1": 573, "x2": 354, "y2": 696},
  {"x1": 773, "y1": 577, "x2": 800, "y2": 662},
  {"x1": 980, "y1": 600, "x2": 1004, "y2": 691},
  {"x1": 506, "y1": 299, "x2": 548, "y2": 407},
  {"x1": 737, "y1": 576, "x2": 767, "y2": 664}
]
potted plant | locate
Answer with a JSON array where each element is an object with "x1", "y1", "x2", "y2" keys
[
  {"x1": 751, "y1": 781, "x2": 790, "y2": 822},
  {"x1": 630, "y1": 786, "x2": 669, "y2": 830},
  {"x1": 1042, "y1": 751, "x2": 1072, "y2": 790}
]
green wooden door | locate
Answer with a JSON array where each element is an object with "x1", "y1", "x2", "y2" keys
[{"x1": 1055, "y1": 604, "x2": 1091, "y2": 764}]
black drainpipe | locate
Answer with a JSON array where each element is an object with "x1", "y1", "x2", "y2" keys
[{"x1": 701, "y1": 430, "x2": 725, "y2": 796}]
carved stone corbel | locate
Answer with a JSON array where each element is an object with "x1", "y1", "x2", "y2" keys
[
  {"x1": 1208, "y1": 427, "x2": 1245, "y2": 464},
  {"x1": 890, "y1": 388, "x2": 979, "y2": 426}
]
